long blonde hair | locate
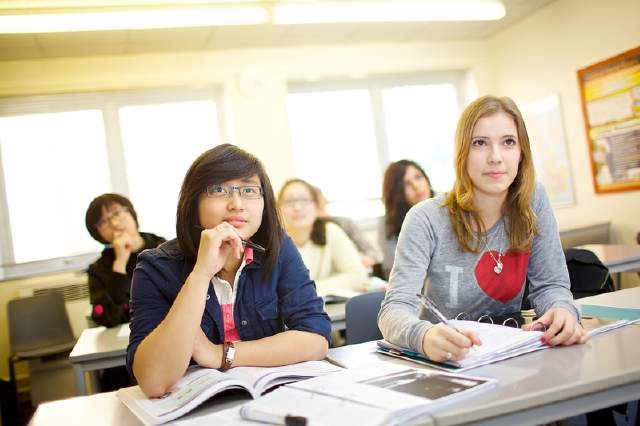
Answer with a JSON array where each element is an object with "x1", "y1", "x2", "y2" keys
[{"x1": 445, "y1": 95, "x2": 537, "y2": 253}]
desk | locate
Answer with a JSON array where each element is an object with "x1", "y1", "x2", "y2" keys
[
  {"x1": 69, "y1": 325, "x2": 129, "y2": 396},
  {"x1": 326, "y1": 301, "x2": 346, "y2": 331},
  {"x1": 38, "y1": 319, "x2": 640, "y2": 425},
  {"x1": 69, "y1": 304, "x2": 347, "y2": 396},
  {"x1": 577, "y1": 244, "x2": 640, "y2": 274}
]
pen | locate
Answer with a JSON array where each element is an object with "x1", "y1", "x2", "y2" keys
[
  {"x1": 416, "y1": 293, "x2": 463, "y2": 334},
  {"x1": 324, "y1": 355, "x2": 348, "y2": 369},
  {"x1": 241, "y1": 239, "x2": 266, "y2": 253},
  {"x1": 240, "y1": 405, "x2": 307, "y2": 426}
]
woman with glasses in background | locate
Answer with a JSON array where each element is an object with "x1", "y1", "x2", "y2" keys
[
  {"x1": 85, "y1": 193, "x2": 165, "y2": 328},
  {"x1": 380, "y1": 160, "x2": 434, "y2": 278},
  {"x1": 277, "y1": 178, "x2": 369, "y2": 298},
  {"x1": 128, "y1": 145, "x2": 330, "y2": 398},
  {"x1": 85, "y1": 193, "x2": 165, "y2": 391}
]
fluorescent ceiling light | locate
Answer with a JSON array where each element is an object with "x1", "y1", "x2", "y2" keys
[
  {"x1": 0, "y1": 6, "x2": 268, "y2": 33},
  {"x1": 273, "y1": 0, "x2": 506, "y2": 24}
]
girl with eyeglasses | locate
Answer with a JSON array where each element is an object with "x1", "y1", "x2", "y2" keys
[
  {"x1": 85, "y1": 193, "x2": 165, "y2": 391},
  {"x1": 277, "y1": 178, "x2": 369, "y2": 298},
  {"x1": 128, "y1": 144, "x2": 330, "y2": 398},
  {"x1": 379, "y1": 96, "x2": 587, "y2": 365},
  {"x1": 85, "y1": 193, "x2": 166, "y2": 328},
  {"x1": 380, "y1": 160, "x2": 434, "y2": 278}
]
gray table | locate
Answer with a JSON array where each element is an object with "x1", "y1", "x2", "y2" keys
[
  {"x1": 577, "y1": 244, "x2": 640, "y2": 274},
  {"x1": 68, "y1": 303, "x2": 347, "y2": 396},
  {"x1": 69, "y1": 325, "x2": 130, "y2": 396},
  {"x1": 39, "y1": 316, "x2": 640, "y2": 425},
  {"x1": 577, "y1": 244, "x2": 640, "y2": 289}
]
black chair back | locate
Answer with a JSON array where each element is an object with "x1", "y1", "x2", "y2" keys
[{"x1": 564, "y1": 248, "x2": 614, "y2": 299}]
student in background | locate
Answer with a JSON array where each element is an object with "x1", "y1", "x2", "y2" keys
[
  {"x1": 85, "y1": 193, "x2": 165, "y2": 391},
  {"x1": 85, "y1": 193, "x2": 165, "y2": 328},
  {"x1": 379, "y1": 95, "x2": 588, "y2": 366},
  {"x1": 315, "y1": 187, "x2": 380, "y2": 268},
  {"x1": 380, "y1": 160, "x2": 434, "y2": 277},
  {"x1": 128, "y1": 145, "x2": 330, "y2": 398},
  {"x1": 278, "y1": 179, "x2": 370, "y2": 298}
]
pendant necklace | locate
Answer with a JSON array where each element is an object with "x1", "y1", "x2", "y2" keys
[{"x1": 478, "y1": 225, "x2": 504, "y2": 275}]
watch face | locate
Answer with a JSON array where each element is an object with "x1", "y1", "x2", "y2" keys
[{"x1": 227, "y1": 346, "x2": 236, "y2": 360}]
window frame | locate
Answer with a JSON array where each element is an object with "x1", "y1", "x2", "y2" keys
[
  {"x1": 286, "y1": 71, "x2": 467, "y2": 214},
  {"x1": 0, "y1": 86, "x2": 225, "y2": 280}
]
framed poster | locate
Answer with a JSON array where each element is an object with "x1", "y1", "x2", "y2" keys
[
  {"x1": 577, "y1": 46, "x2": 640, "y2": 193},
  {"x1": 522, "y1": 94, "x2": 575, "y2": 207}
]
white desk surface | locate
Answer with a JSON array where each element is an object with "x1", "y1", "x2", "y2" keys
[
  {"x1": 69, "y1": 325, "x2": 129, "y2": 362},
  {"x1": 578, "y1": 286, "x2": 640, "y2": 309},
  {"x1": 38, "y1": 317, "x2": 640, "y2": 426},
  {"x1": 576, "y1": 244, "x2": 640, "y2": 273}
]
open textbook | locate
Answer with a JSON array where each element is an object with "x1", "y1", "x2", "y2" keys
[
  {"x1": 117, "y1": 360, "x2": 341, "y2": 425},
  {"x1": 377, "y1": 318, "x2": 640, "y2": 372},
  {"x1": 240, "y1": 362, "x2": 497, "y2": 426}
]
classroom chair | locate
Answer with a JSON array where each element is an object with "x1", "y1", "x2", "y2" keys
[
  {"x1": 7, "y1": 292, "x2": 77, "y2": 414},
  {"x1": 345, "y1": 291, "x2": 385, "y2": 345}
]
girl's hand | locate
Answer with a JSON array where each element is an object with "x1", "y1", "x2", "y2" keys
[
  {"x1": 191, "y1": 222, "x2": 244, "y2": 281},
  {"x1": 112, "y1": 231, "x2": 133, "y2": 273},
  {"x1": 422, "y1": 324, "x2": 482, "y2": 362},
  {"x1": 192, "y1": 329, "x2": 223, "y2": 368},
  {"x1": 523, "y1": 307, "x2": 589, "y2": 346}
]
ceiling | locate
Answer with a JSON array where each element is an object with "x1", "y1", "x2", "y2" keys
[{"x1": 0, "y1": 0, "x2": 555, "y2": 61}]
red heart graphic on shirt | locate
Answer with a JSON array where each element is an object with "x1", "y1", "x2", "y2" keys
[{"x1": 475, "y1": 251, "x2": 529, "y2": 303}]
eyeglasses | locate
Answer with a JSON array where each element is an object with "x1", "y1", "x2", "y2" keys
[
  {"x1": 281, "y1": 198, "x2": 315, "y2": 208},
  {"x1": 95, "y1": 206, "x2": 128, "y2": 229},
  {"x1": 205, "y1": 184, "x2": 264, "y2": 199}
]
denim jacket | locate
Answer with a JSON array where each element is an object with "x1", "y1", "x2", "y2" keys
[{"x1": 126, "y1": 235, "x2": 331, "y2": 373}]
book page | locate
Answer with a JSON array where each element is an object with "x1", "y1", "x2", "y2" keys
[
  {"x1": 227, "y1": 360, "x2": 342, "y2": 395},
  {"x1": 244, "y1": 362, "x2": 496, "y2": 426},
  {"x1": 290, "y1": 362, "x2": 494, "y2": 410},
  {"x1": 449, "y1": 320, "x2": 543, "y2": 367},
  {"x1": 120, "y1": 367, "x2": 250, "y2": 422}
]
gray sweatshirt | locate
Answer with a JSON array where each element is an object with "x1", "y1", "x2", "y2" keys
[{"x1": 378, "y1": 182, "x2": 579, "y2": 353}]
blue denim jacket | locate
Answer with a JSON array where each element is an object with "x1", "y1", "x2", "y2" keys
[{"x1": 126, "y1": 235, "x2": 331, "y2": 373}]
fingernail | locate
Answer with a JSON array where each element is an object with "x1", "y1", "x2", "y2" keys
[{"x1": 540, "y1": 337, "x2": 547, "y2": 344}]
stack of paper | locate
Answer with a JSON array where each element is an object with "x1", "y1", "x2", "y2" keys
[{"x1": 377, "y1": 319, "x2": 640, "y2": 371}]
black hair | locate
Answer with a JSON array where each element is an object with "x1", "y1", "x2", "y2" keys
[
  {"x1": 85, "y1": 193, "x2": 138, "y2": 244},
  {"x1": 176, "y1": 144, "x2": 283, "y2": 277},
  {"x1": 382, "y1": 160, "x2": 433, "y2": 239}
]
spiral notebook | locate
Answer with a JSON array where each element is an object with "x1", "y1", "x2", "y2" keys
[{"x1": 377, "y1": 318, "x2": 640, "y2": 371}]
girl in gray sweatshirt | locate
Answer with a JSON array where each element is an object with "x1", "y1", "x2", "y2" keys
[{"x1": 378, "y1": 95, "x2": 588, "y2": 364}]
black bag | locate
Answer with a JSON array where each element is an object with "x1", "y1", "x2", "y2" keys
[{"x1": 564, "y1": 248, "x2": 614, "y2": 299}]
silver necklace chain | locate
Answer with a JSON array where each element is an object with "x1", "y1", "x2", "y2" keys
[{"x1": 476, "y1": 225, "x2": 504, "y2": 274}]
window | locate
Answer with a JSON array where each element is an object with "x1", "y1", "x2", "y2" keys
[
  {"x1": 287, "y1": 90, "x2": 382, "y2": 218},
  {"x1": 120, "y1": 100, "x2": 221, "y2": 239},
  {"x1": 0, "y1": 110, "x2": 110, "y2": 263},
  {"x1": 286, "y1": 73, "x2": 464, "y2": 218},
  {"x1": 0, "y1": 88, "x2": 224, "y2": 278}
]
